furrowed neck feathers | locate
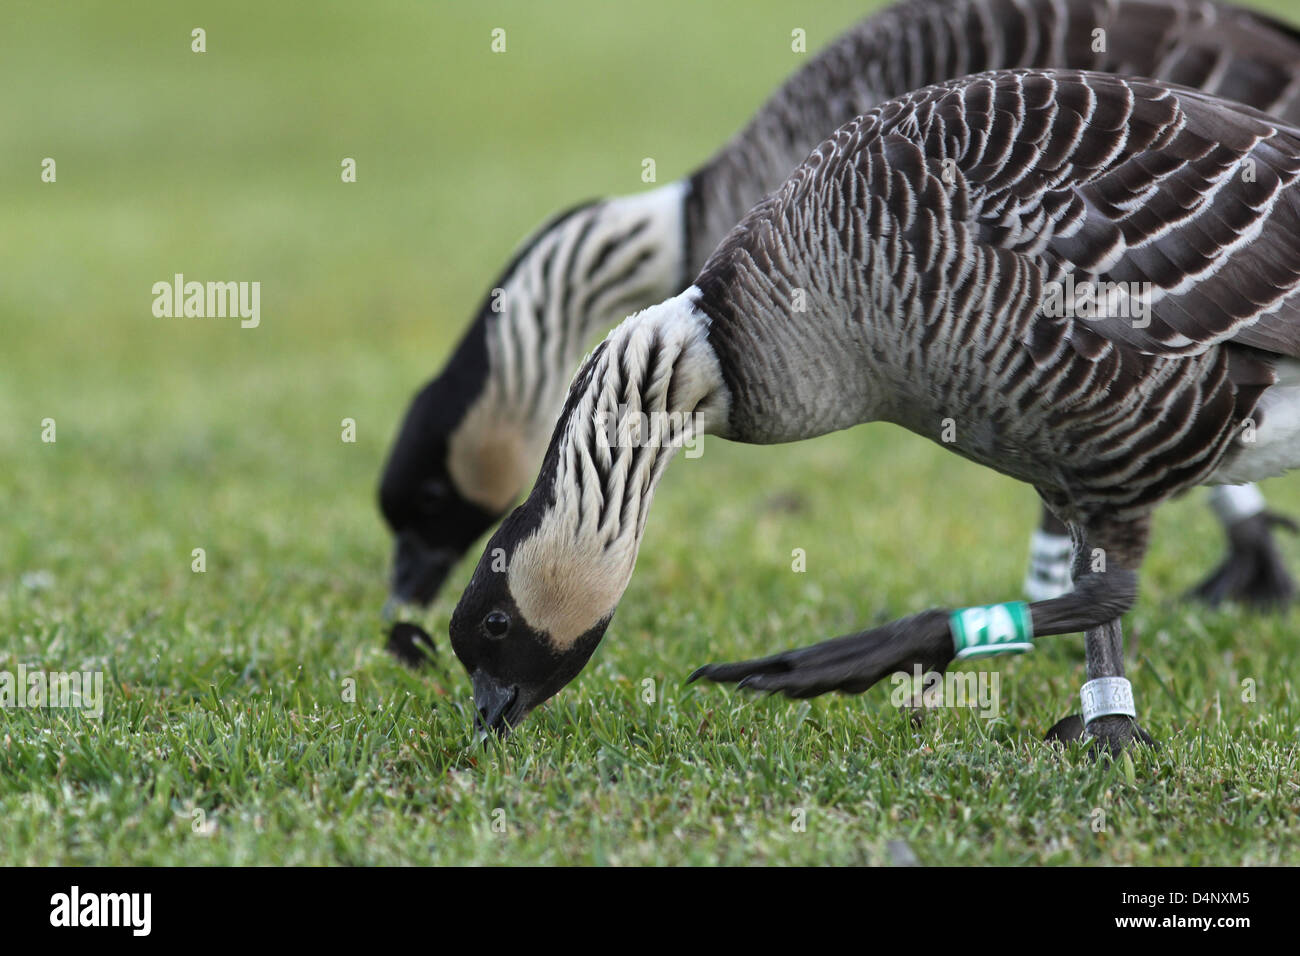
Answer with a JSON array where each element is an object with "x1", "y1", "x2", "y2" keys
[
  {"x1": 503, "y1": 291, "x2": 728, "y2": 649},
  {"x1": 447, "y1": 183, "x2": 689, "y2": 510}
]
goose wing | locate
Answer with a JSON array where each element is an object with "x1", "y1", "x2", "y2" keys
[
  {"x1": 956, "y1": 71, "x2": 1299, "y2": 359},
  {"x1": 848, "y1": 70, "x2": 1300, "y2": 363}
]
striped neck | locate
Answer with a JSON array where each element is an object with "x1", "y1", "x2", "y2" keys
[
  {"x1": 483, "y1": 181, "x2": 690, "y2": 426},
  {"x1": 502, "y1": 290, "x2": 729, "y2": 649},
  {"x1": 447, "y1": 181, "x2": 690, "y2": 512}
]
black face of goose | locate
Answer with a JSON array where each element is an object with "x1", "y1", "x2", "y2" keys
[
  {"x1": 378, "y1": 375, "x2": 502, "y2": 607},
  {"x1": 448, "y1": 516, "x2": 612, "y2": 736},
  {"x1": 444, "y1": 298, "x2": 718, "y2": 736}
]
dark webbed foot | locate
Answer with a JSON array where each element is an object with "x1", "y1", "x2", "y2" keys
[
  {"x1": 1044, "y1": 713, "x2": 1157, "y2": 759},
  {"x1": 1044, "y1": 714, "x2": 1085, "y2": 744},
  {"x1": 689, "y1": 609, "x2": 955, "y2": 698},
  {"x1": 1190, "y1": 511, "x2": 1297, "y2": 609}
]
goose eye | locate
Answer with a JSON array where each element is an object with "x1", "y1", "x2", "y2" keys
[{"x1": 483, "y1": 610, "x2": 510, "y2": 638}]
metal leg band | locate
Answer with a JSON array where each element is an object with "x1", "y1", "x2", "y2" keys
[{"x1": 1080, "y1": 677, "x2": 1135, "y2": 726}]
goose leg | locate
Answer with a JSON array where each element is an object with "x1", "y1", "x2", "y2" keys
[
  {"x1": 1030, "y1": 486, "x2": 1297, "y2": 609},
  {"x1": 690, "y1": 569, "x2": 1132, "y2": 701},
  {"x1": 1042, "y1": 523, "x2": 1156, "y2": 757},
  {"x1": 1188, "y1": 484, "x2": 1296, "y2": 608},
  {"x1": 692, "y1": 519, "x2": 1159, "y2": 754},
  {"x1": 1043, "y1": 616, "x2": 1157, "y2": 757}
]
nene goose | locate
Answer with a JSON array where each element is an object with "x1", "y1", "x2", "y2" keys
[
  {"x1": 449, "y1": 70, "x2": 1300, "y2": 753},
  {"x1": 379, "y1": 0, "x2": 1300, "y2": 610}
]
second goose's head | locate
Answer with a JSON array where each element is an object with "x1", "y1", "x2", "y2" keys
[
  {"x1": 378, "y1": 200, "x2": 607, "y2": 608},
  {"x1": 378, "y1": 189, "x2": 691, "y2": 609},
  {"x1": 377, "y1": 366, "x2": 514, "y2": 608}
]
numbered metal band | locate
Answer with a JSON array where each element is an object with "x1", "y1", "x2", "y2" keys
[
  {"x1": 950, "y1": 602, "x2": 1034, "y2": 660},
  {"x1": 1080, "y1": 677, "x2": 1136, "y2": 726}
]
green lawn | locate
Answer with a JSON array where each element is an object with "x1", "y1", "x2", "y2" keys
[{"x1": 2, "y1": 0, "x2": 1297, "y2": 865}]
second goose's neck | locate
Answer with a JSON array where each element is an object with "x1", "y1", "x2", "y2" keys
[
  {"x1": 479, "y1": 182, "x2": 691, "y2": 432},
  {"x1": 448, "y1": 184, "x2": 690, "y2": 510}
]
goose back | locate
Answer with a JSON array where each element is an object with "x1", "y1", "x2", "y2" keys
[
  {"x1": 693, "y1": 70, "x2": 1300, "y2": 520},
  {"x1": 686, "y1": 0, "x2": 1300, "y2": 273}
]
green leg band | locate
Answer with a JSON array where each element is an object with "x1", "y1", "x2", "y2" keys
[{"x1": 950, "y1": 602, "x2": 1034, "y2": 660}]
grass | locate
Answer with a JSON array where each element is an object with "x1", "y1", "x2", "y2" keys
[{"x1": 2, "y1": 0, "x2": 1298, "y2": 865}]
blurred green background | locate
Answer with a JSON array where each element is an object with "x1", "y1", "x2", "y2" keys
[
  {"x1": 2, "y1": 1, "x2": 1297, "y2": 865},
  {"x1": 2, "y1": 0, "x2": 885, "y2": 606}
]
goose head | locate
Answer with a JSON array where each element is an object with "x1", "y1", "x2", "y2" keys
[
  {"x1": 446, "y1": 293, "x2": 724, "y2": 736},
  {"x1": 448, "y1": 499, "x2": 618, "y2": 736}
]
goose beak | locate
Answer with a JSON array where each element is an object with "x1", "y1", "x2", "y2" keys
[
  {"x1": 390, "y1": 531, "x2": 459, "y2": 607},
  {"x1": 472, "y1": 671, "x2": 521, "y2": 740}
]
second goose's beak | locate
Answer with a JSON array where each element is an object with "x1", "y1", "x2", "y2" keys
[
  {"x1": 472, "y1": 671, "x2": 520, "y2": 740},
  {"x1": 390, "y1": 531, "x2": 459, "y2": 607}
]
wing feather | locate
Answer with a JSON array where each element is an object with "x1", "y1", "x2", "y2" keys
[{"x1": 884, "y1": 71, "x2": 1300, "y2": 360}]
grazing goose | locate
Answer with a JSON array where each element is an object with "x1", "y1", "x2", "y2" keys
[
  {"x1": 450, "y1": 69, "x2": 1300, "y2": 753},
  {"x1": 380, "y1": 0, "x2": 1300, "y2": 610}
]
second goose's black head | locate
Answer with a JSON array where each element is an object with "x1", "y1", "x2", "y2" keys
[
  {"x1": 379, "y1": 199, "x2": 603, "y2": 607},
  {"x1": 378, "y1": 371, "x2": 502, "y2": 607}
]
